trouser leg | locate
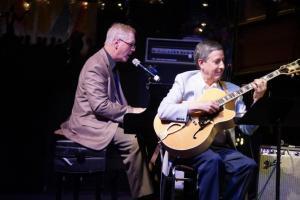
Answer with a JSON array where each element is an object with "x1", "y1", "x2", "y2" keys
[
  {"x1": 188, "y1": 149, "x2": 223, "y2": 200},
  {"x1": 214, "y1": 148, "x2": 257, "y2": 200},
  {"x1": 112, "y1": 127, "x2": 154, "y2": 199}
]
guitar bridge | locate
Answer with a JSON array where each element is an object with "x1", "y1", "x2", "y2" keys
[
  {"x1": 199, "y1": 118, "x2": 212, "y2": 126},
  {"x1": 193, "y1": 116, "x2": 213, "y2": 139}
]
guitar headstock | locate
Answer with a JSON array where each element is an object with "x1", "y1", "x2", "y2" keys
[{"x1": 278, "y1": 59, "x2": 300, "y2": 77}]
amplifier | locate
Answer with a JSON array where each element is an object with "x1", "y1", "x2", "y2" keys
[
  {"x1": 258, "y1": 145, "x2": 300, "y2": 200},
  {"x1": 145, "y1": 37, "x2": 201, "y2": 65}
]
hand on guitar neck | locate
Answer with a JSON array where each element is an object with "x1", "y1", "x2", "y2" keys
[{"x1": 251, "y1": 78, "x2": 267, "y2": 104}]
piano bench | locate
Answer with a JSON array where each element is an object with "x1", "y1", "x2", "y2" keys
[{"x1": 54, "y1": 139, "x2": 125, "y2": 200}]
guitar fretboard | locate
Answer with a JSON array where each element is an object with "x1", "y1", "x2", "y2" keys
[{"x1": 217, "y1": 69, "x2": 281, "y2": 106}]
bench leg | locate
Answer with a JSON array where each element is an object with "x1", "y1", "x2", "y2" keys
[
  {"x1": 95, "y1": 173, "x2": 103, "y2": 200},
  {"x1": 73, "y1": 174, "x2": 81, "y2": 200},
  {"x1": 55, "y1": 173, "x2": 63, "y2": 200}
]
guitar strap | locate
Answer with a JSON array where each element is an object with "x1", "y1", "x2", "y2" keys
[
  {"x1": 219, "y1": 80, "x2": 237, "y2": 147},
  {"x1": 218, "y1": 80, "x2": 228, "y2": 94}
]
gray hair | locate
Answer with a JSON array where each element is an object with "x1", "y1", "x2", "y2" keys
[
  {"x1": 194, "y1": 39, "x2": 223, "y2": 67},
  {"x1": 105, "y1": 23, "x2": 136, "y2": 45}
]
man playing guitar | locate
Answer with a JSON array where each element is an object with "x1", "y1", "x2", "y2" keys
[{"x1": 156, "y1": 39, "x2": 267, "y2": 200}]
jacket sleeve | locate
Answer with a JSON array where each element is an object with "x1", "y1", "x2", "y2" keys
[
  {"x1": 157, "y1": 74, "x2": 189, "y2": 122},
  {"x1": 84, "y1": 64, "x2": 131, "y2": 123}
]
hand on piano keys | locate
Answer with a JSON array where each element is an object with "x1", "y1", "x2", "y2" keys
[{"x1": 132, "y1": 107, "x2": 146, "y2": 114}]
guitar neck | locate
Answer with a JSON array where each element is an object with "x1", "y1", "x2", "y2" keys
[{"x1": 217, "y1": 69, "x2": 281, "y2": 106}]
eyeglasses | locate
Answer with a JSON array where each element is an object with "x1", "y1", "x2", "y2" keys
[{"x1": 119, "y1": 39, "x2": 136, "y2": 49}]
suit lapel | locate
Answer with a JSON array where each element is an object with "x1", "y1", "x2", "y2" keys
[
  {"x1": 100, "y1": 49, "x2": 127, "y2": 105},
  {"x1": 97, "y1": 49, "x2": 119, "y2": 103},
  {"x1": 191, "y1": 71, "x2": 203, "y2": 98}
]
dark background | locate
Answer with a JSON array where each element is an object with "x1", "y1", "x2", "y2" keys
[{"x1": 0, "y1": 0, "x2": 299, "y2": 196}]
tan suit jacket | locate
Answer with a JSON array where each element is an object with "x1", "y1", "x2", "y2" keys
[{"x1": 60, "y1": 48, "x2": 134, "y2": 150}]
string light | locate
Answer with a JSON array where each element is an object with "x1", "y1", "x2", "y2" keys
[
  {"x1": 202, "y1": 2, "x2": 208, "y2": 7},
  {"x1": 117, "y1": 2, "x2": 123, "y2": 10},
  {"x1": 149, "y1": 0, "x2": 164, "y2": 4},
  {"x1": 236, "y1": 137, "x2": 244, "y2": 146},
  {"x1": 23, "y1": 1, "x2": 31, "y2": 11},
  {"x1": 99, "y1": 2, "x2": 105, "y2": 10},
  {"x1": 81, "y1": 1, "x2": 88, "y2": 9}
]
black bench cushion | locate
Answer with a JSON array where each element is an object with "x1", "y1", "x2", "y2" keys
[{"x1": 54, "y1": 140, "x2": 106, "y2": 173}]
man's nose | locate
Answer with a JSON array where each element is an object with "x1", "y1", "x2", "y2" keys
[{"x1": 219, "y1": 61, "x2": 225, "y2": 69}]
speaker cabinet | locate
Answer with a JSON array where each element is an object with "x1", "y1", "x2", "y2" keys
[{"x1": 258, "y1": 146, "x2": 300, "y2": 200}]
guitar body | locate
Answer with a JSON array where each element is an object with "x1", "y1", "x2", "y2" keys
[{"x1": 153, "y1": 88, "x2": 236, "y2": 158}]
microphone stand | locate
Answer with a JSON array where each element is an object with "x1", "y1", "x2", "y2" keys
[
  {"x1": 274, "y1": 122, "x2": 282, "y2": 200},
  {"x1": 146, "y1": 76, "x2": 153, "y2": 90},
  {"x1": 144, "y1": 65, "x2": 161, "y2": 90}
]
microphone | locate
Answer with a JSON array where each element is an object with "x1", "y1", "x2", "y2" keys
[{"x1": 132, "y1": 58, "x2": 160, "y2": 82}]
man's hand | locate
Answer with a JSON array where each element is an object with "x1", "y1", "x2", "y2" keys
[
  {"x1": 132, "y1": 107, "x2": 146, "y2": 114},
  {"x1": 252, "y1": 78, "x2": 267, "y2": 103},
  {"x1": 188, "y1": 101, "x2": 220, "y2": 114}
]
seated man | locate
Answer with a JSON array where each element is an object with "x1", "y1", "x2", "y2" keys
[
  {"x1": 157, "y1": 39, "x2": 267, "y2": 200},
  {"x1": 58, "y1": 23, "x2": 154, "y2": 200}
]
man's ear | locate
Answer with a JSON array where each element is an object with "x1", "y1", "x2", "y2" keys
[
  {"x1": 114, "y1": 39, "x2": 119, "y2": 50},
  {"x1": 197, "y1": 59, "x2": 204, "y2": 68},
  {"x1": 198, "y1": 59, "x2": 204, "y2": 65}
]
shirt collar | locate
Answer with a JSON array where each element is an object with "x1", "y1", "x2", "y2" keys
[
  {"x1": 103, "y1": 48, "x2": 116, "y2": 70},
  {"x1": 204, "y1": 82, "x2": 219, "y2": 90},
  {"x1": 198, "y1": 73, "x2": 220, "y2": 90}
]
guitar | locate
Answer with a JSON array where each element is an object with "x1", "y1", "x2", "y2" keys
[{"x1": 153, "y1": 59, "x2": 300, "y2": 158}]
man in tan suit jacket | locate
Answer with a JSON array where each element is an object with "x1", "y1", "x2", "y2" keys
[{"x1": 59, "y1": 23, "x2": 154, "y2": 199}]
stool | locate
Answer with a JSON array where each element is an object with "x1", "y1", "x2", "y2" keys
[
  {"x1": 54, "y1": 139, "x2": 106, "y2": 200},
  {"x1": 161, "y1": 164, "x2": 198, "y2": 200}
]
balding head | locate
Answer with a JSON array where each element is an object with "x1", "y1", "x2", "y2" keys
[{"x1": 105, "y1": 23, "x2": 136, "y2": 45}]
